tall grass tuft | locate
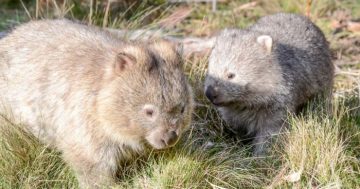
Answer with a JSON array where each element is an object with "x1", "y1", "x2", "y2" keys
[{"x1": 0, "y1": 116, "x2": 77, "y2": 188}]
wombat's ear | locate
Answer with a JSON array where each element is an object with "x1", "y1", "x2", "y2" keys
[
  {"x1": 149, "y1": 40, "x2": 182, "y2": 66},
  {"x1": 114, "y1": 53, "x2": 136, "y2": 74},
  {"x1": 256, "y1": 35, "x2": 272, "y2": 53}
]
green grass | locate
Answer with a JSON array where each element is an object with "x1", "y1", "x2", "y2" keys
[
  {"x1": 0, "y1": 119, "x2": 77, "y2": 188},
  {"x1": 0, "y1": 0, "x2": 359, "y2": 188}
]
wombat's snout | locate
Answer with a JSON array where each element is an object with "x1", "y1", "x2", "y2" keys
[
  {"x1": 205, "y1": 85, "x2": 219, "y2": 105},
  {"x1": 162, "y1": 130, "x2": 178, "y2": 147}
]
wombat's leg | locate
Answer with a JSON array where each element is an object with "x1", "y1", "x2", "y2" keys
[
  {"x1": 252, "y1": 117, "x2": 285, "y2": 156},
  {"x1": 252, "y1": 131, "x2": 273, "y2": 156},
  {"x1": 62, "y1": 149, "x2": 117, "y2": 189}
]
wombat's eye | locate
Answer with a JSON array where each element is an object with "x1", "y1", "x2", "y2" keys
[
  {"x1": 146, "y1": 109, "x2": 154, "y2": 117},
  {"x1": 227, "y1": 73, "x2": 235, "y2": 79},
  {"x1": 143, "y1": 104, "x2": 158, "y2": 121}
]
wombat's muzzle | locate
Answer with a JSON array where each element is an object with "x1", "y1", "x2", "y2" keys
[
  {"x1": 205, "y1": 85, "x2": 219, "y2": 105},
  {"x1": 162, "y1": 131, "x2": 178, "y2": 147}
]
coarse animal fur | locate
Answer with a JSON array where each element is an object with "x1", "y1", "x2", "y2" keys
[
  {"x1": 0, "y1": 19, "x2": 194, "y2": 188},
  {"x1": 204, "y1": 13, "x2": 334, "y2": 155}
]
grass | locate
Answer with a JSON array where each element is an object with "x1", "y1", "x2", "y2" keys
[
  {"x1": 270, "y1": 102, "x2": 359, "y2": 188},
  {"x1": 0, "y1": 118, "x2": 77, "y2": 188},
  {"x1": 0, "y1": 0, "x2": 359, "y2": 188}
]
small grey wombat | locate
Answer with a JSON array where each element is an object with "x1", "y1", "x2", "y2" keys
[{"x1": 204, "y1": 13, "x2": 334, "y2": 155}]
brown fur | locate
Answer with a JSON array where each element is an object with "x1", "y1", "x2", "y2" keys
[{"x1": 0, "y1": 19, "x2": 194, "y2": 188}]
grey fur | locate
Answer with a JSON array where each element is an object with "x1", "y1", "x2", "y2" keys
[{"x1": 204, "y1": 13, "x2": 334, "y2": 155}]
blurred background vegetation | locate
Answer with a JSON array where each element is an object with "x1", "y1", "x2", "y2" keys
[
  {"x1": 1, "y1": 0, "x2": 359, "y2": 30},
  {"x1": 1, "y1": 0, "x2": 359, "y2": 64}
]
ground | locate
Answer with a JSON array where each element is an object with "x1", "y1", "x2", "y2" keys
[{"x1": 0, "y1": 0, "x2": 359, "y2": 188}]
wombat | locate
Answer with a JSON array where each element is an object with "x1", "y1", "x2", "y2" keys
[
  {"x1": 0, "y1": 19, "x2": 194, "y2": 188},
  {"x1": 204, "y1": 13, "x2": 334, "y2": 155}
]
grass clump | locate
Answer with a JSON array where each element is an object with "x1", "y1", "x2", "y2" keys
[
  {"x1": 0, "y1": 117, "x2": 77, "y2": 188},
  {"x1": 270, "y1": 105, "x2": 359, "y2": 188}
]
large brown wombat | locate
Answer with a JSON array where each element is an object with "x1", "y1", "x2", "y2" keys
[{"x1": 0, "y1": 19, "x2": 194, "y2": 188}]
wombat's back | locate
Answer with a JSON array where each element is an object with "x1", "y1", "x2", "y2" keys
[
  {"x1": 0, "y1": 19, "x2": 115, "y2": 97},
  {"x1": 250, "y1": 13, "x2": 327, "y2": 49},
  {"x1": 0, "y1": 19, "x2": 120, "y2": 77},
  {"x1": 250, "y1": 13, "x2": 333, "y2": 105},
  {"x1": 0, "y1": 20, "x2": 119, "y2": 141},
  {"x1": 2, "y1": 19, "x2": 117, "y2": 47}
]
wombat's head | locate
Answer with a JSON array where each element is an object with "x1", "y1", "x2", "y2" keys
[
  {"x1": 204, "y1": 29, "x2": 284, "y2": 107},
  {"x1": 97, "y1": 40, "x2": 193, "y2": 150}
]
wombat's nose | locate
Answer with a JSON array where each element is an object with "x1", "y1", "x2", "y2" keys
[
  {"x1": 165, "y1": 131, "x2": 178, "y2": 146},
  {"x1": 205, "y1": 86, "x2": 218, "y2": 103}
]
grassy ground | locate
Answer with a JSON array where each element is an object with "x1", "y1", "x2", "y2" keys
[{"x1": 0, "y1": 0, "x2": 359, "y2": 188}]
